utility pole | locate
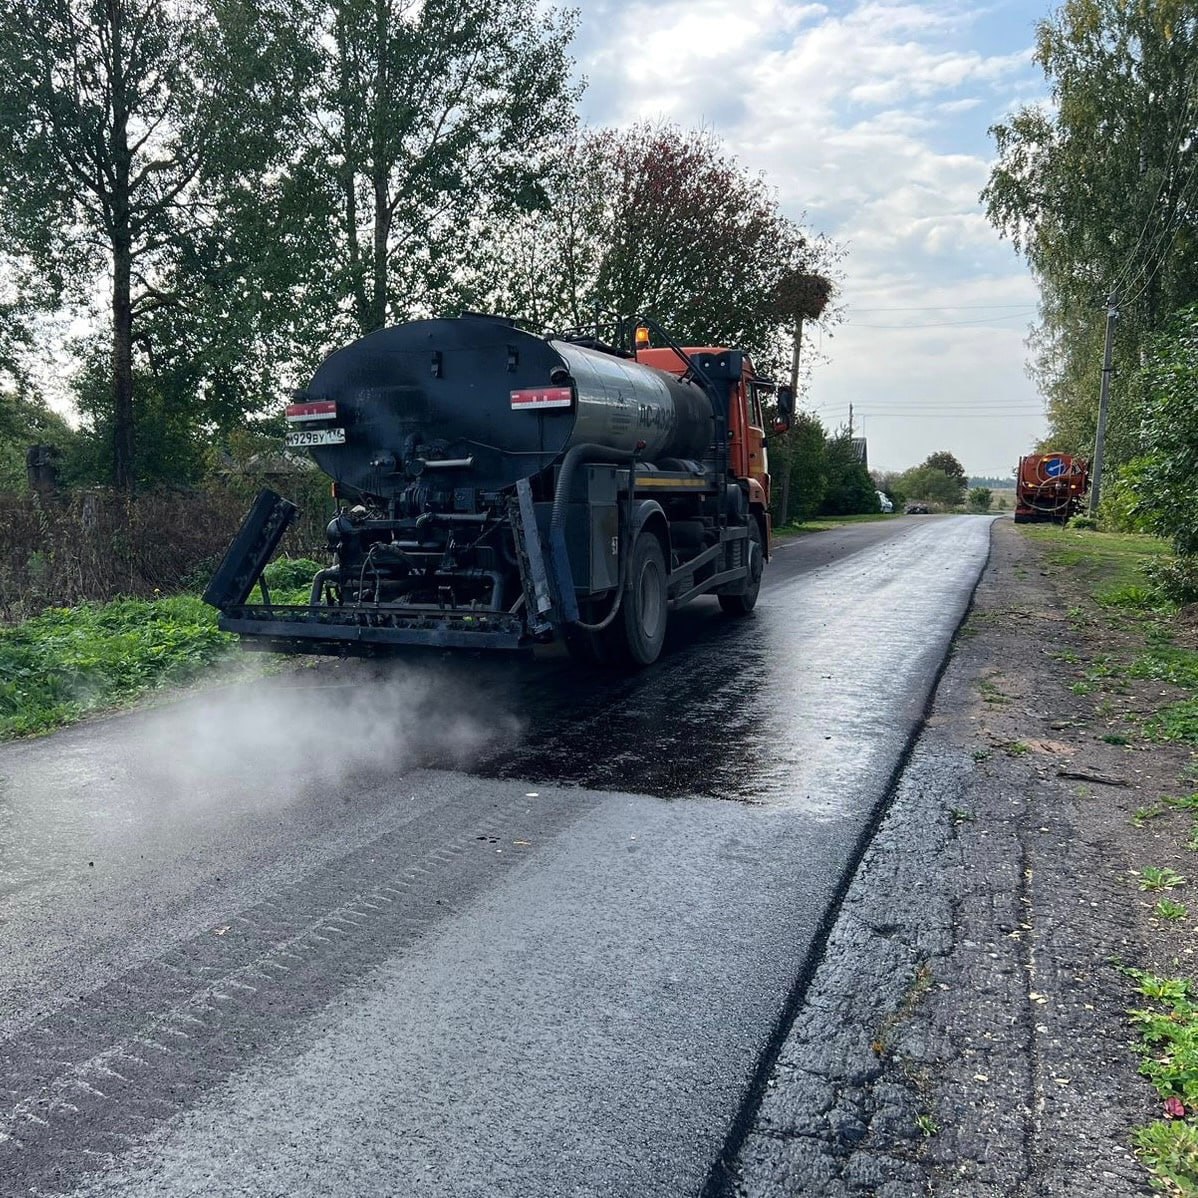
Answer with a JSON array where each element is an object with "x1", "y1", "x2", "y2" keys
[
  {"x1": 788, "y1": 316, "x2": 803, "y2": 396},
  {"x1": 848, "y1": 401, "x2": 854, "y2": 438},
  {"x1": 1089, "y1": 291, "x2": 1119, "y2": 515}
]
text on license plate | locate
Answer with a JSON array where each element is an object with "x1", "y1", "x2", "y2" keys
[{"x1": 286, "y1": 427, "x2": 346, "y2": 447}]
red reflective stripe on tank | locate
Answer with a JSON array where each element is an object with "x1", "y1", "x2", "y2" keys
[
  {"x1": 285, "y1": 401, "x2": 337, "y2": 422},
  {"x1": 510, "y1": 387, "x2": 573, "y2": 409}
]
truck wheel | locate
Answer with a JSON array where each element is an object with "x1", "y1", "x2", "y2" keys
[
  {"x1": 719, "y1": 518, "x2": 763, "y2": 616},
  {"x1": 614, "y1": 531, "x2": 669, "y2": 667}
]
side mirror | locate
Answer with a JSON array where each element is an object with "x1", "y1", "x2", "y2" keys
[
  {"x1": 777, "y1": 385, "x2": 795, "y2": 419},
  {"x1": 774, "y1": 385, "x2": 795, "y2": 433}
]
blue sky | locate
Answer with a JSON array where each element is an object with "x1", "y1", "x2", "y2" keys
[{"x1": 571, "y1": 0, "x2": 1053, "y2": 476}]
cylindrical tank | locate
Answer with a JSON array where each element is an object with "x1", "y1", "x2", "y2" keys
[{"x1": 301, "y1": 315, "x2": 713, "y2": 497}]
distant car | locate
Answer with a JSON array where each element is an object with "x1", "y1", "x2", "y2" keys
[
  {"x1": 905, "y1": 502, "x2": 929, "y2": 514},
  {"x1": 876, "y1": 491, "x2": 894, "y2": 514}
]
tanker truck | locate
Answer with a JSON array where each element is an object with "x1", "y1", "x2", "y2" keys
[
  {"x1": 203, "y1": 313, "x2": 792, "y2": 667},
  {"x1": 1013, "y1": 452, "x2": 1089, "y2": 524}
]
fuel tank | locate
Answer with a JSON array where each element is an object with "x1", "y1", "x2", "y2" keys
[{"x1": 297, "y1": 315, "x2": 713, "y2": 497}]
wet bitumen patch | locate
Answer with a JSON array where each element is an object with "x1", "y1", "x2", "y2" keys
[{"x1": 721, "y1": 521, "x2": 1158, "y2": 1197}]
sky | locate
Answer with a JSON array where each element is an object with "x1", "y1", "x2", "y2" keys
[{"x1": 571, "y1": 0, "x2": 1051, "y2": 477}]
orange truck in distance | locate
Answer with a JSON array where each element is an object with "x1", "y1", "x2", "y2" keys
[{"x1": 1013, "y1": 453, "x2": 1089, "y2": 524}]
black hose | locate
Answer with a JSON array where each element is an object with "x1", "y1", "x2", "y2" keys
[{"x1": 554, "y1": 444, "x2": 639, "y2": 634}]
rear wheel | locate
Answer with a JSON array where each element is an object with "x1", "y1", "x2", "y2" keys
[
  {"x1": 605, "y1": 531, "x2": 669, "y2": 667},
  {"x1": 719, "y1": 517, "x2": 763, "y2": 616}
]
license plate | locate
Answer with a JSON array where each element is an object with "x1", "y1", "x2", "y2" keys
[{"x1": 286, "y1": 427, "x2": 346, "y2": 447}]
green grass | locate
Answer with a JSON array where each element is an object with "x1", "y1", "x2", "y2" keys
[
  {"x1": 1125, "y1": 970, "x2": 1198, "y2": 1192},
  {"x1": 1139, "y1": 866, "x2": 1188, "y2": 892},
  {"x1": 1147, "y1": 700, "x2": 1198, "y2": 746},
  {"x1": 0, "y1": 596, "x2": 235, "y2": 737},
  {"x1": 0, "y1": 556, "x2": 322, "y2": 738},
  {"x1": 774, "y1": 513, "x2": 896, "y2": 536},
  {"x1": 1022, "y1": 527, "x2": 1172, "y2": 604}
]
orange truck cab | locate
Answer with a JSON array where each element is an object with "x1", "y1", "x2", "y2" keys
[{"x1": 636, "y1": 346, "x2": 783, "y2": 554}]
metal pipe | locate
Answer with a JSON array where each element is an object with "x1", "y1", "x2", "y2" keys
[
  {"x1": 419, "y1": 456, "x2": 475, "y2": 470},
  {"x1": 309, "y1": 566, "x2": 340, "y2": 606}
]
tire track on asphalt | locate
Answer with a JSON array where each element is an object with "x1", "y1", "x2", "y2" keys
[{"x1": 0, "y1": 778, "x2": 595, "y2": 1194}]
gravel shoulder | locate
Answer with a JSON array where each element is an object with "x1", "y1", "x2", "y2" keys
[{"x1": 724, "y1": 519, "x2": 1195, "y2": 1197}]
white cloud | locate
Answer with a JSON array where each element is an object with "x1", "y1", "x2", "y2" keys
[{"x1": 575, "y1": 0, "x2": 1047, "y2": 474}]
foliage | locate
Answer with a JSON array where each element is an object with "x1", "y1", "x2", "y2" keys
[
  {"x1": 1133, "y1": 1120, "x2": 1198, "y2": 1195},
  {"x1": 772, "y1": 411, "x2": 828, "y2": 525},
  {"x1": 0, "y1": 594, "x2": 234, "y2": 737},
  {"x1": 0, "y1": 482, "x2": 330, "y2": 620},
  {"x1": 1101, "y1": 457, "x2": 1161, "y2": 533},
  {"x1": 1146, "y1": 557, "x2": 1198, "y2": 606},
  {"x1": 983, "y1": 1, "x2": 1198, "y2": 474},
  {"x1": 483, "y1": 124, "x2": 842, "y2": 370},
  {"x1": 872, "y1": 470, "x2": 907, "y2": 509},
  {"x1": 1129, "y1": 306, "x2": 1198, "y2": 558},
  {"x1": 900, "y1": 466, "x2": 963, "y2": 508},
  {"x1": 0, "y1": 0, "x2": 308, "y2": 488},
  {"x1": 275, "y1": 0, "x2": 578, "y2": 340},
  {"x1": 820, "y1": 433, "x2": 879, "y2": 517},
  {"x1": 0, "y1": 388, "x2": 79, "y2": 490},
  {"x1": 968, "y1": 486, "x2": 993, "y2": 512}
]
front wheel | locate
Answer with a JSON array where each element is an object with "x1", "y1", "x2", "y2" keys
[{"x1": 719, "y1": 517, "x2": 763, "y2": 616}]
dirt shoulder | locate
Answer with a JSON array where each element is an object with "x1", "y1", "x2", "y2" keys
[{"x1": 723, "y1": 519, "x2": 1197, "y2": 1197}]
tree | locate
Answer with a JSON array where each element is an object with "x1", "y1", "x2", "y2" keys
[
  {"x1": 968, "y1": 486, "x2": 993, "y2": 512},
  {"x1": 285, "y1": 0, "x2": 578, "y2": 340},
  {"x1": 770, "y1": 411, "x2": 828, "y2": 526},
  {"x1": 820, "y1": 432, "x2": 878, "y2": 516},
  {"x1": 923, "y1": 451, "x2": 967, "y2": 490},
  {"x1": 1129, "y1": 304, "x2": 1198, "y2": 556},
  {"x1": 983, "y1": 1, "x2": 1198, "y2": 472},
  {"x1": 0, "y1": 0, "x2": 304, "y2": 489},
  {"x1": 901, "y1": 466, "x2": 964, "y2": 508},
  {"x1": 484, "y1": 125, "x2": 840, "y2": 365}
]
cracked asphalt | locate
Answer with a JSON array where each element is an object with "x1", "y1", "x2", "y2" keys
[
  {"x1": 0, "y1": 515, "x2": 994, "y2": 1197},
  {"x1": 728, "y1": 521, "x2": 1155, "y2": 1198}
]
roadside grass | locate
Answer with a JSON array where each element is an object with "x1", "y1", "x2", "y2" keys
[
  {"x1": 1124, "y1": 969, "x2": 1198, "y2": 1194},
  {"x1": 1021, "y1": 525, "x2": 1198, "y2": 1191},
  {"x1": 0, "y1": 556, "x2": 321, "y2": 739},
  {"x1": 774, "y1": 513, "x2": 897, "y2": 536}
]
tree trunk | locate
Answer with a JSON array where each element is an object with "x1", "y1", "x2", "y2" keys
[
  {"x1": 110, "y1": 0, "x2": 135, "y2": 492},
  {"x1": 112, "y1": 234, "x2": 135, "y2": 492},
  {"x1": 369, "y1": 175, "x2": 390, "y2": 331}
]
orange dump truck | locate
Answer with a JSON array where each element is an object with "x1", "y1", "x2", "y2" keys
[{"x1": 1013, "y1": 452, "x2": 1089, "y2": 524}]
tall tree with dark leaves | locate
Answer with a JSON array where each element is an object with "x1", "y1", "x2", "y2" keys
[
  {"x1": 485, "y1": 124, "x2": 840, "y2": 366},
  {"x1": 0, "y1": 0, "x2": 216, "y2": 489},
  {"x1": 983, "y1": 0, "x2": 1198, "y2": 471},
  {"x1": 289, "y1": 0, "x2": 578, "y2": 339}
]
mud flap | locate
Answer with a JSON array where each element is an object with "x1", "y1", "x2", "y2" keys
[{"x1": 203, "y1": 489, "x2": 299, "y2": 611}]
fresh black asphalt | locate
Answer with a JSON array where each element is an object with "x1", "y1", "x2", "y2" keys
[{"x1": 0, "y1": 516, "x2": 993, "y2": 1197}]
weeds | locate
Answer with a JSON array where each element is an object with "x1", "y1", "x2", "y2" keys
[
  {"x1": 1125, "y1": 969, "x2": 1198, "y2": 1191},
  {"x1": 1139, "y1": 867, "x2": 1188, "y2": 892},
  {"x1": 1133, "y1": 806, "x2": 1167, "y2": 827},
  {"x1": 1155, "y1": 899, "x2": 1189, "y2": 921},
  {"x1": 0, "y1": 594, "x2": 235, "y2": 738},
  {"x1": 914, "y1": 1113, "x2": 939, "y2": 1137}
]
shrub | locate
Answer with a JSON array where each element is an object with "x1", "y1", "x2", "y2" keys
[
  {"x1": 1069, "y1": 514, "x2": 1099, "y2": 530},
  {"x1": 1146, "y1": 556, "x2": 1198, "y2": 606}
]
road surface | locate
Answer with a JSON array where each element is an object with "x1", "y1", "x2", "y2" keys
[{"x1": 0, "y1": 515, "x2": 993, "y2": 1197}]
